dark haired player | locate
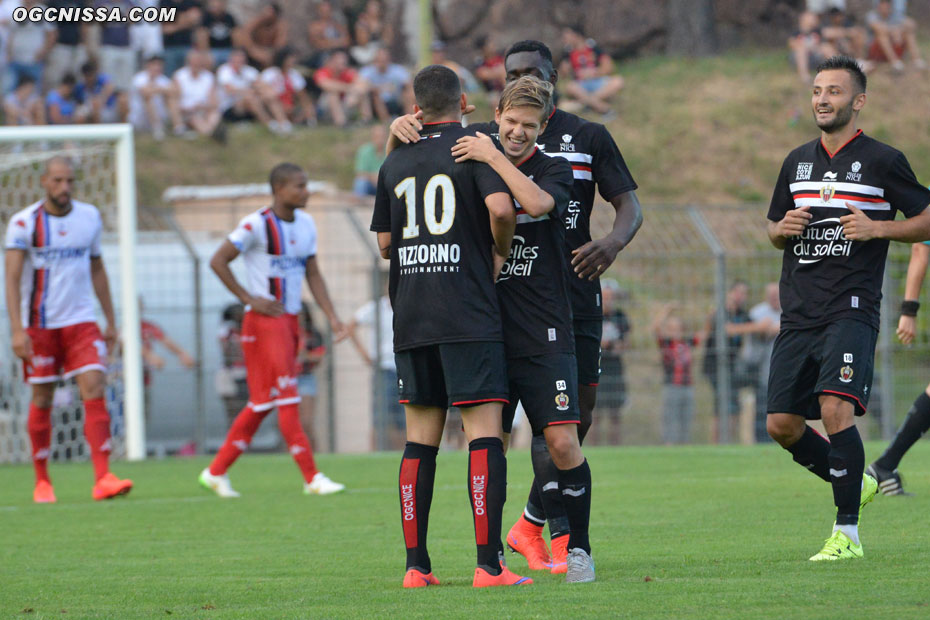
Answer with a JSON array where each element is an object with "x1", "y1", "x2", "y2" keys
[
  {"x1": 371, "y1": 64, "x2": 529, "y2": 588},
  {"x1": 389, "y1": 39, "x2": 641, "y2": 573},
  {"x1": 867, "y1": 240, "x2": 930, "y2": 495},
  {"x1": 452, "y1": 75, "x2": 595, "y2": 583},
  {"x1": 766, "y1": 55, "x2": 930, "y2": 560},
  {"x1": 199, "y1": 162, "x2": 348, "y2": 498}
]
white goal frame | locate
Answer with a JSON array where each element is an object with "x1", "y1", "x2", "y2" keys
[{"x1": 0, "y1": 124, "x2": 144, "y2": 460}]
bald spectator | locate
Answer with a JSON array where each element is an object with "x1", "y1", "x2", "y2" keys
[
  {"x1": 173, "y1": 49, "x2": 223, "y2": 139},
  {"x1": 314, "y1": 50, "x2": 370, "y2": 127},
  {"x1": 129, "y1": 55, "x2": 184, "y2": 140},
  {"x1": 866, "y1": 0, "x2": 926, "y2": 71},
  {"x1": 241, "y1": 1, "x2": 287, "y2": 69}
]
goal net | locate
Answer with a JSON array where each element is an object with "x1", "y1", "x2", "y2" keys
[{"x1": 0, "y1": 125, "x2": 143, "y2": 465}]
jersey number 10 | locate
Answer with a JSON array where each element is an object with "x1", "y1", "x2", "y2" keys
[{"x1": 395, "y1": 175, "x2": 456, "y2": 239}]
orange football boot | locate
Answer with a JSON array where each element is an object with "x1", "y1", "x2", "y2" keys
[
  {"x1": 33, "y1": 480, "x2": 56, "y2": 504},
  {"x1": 473, "y1": 566, "x2": 533, "y2": 587},
  {"x1": 403, "y1": 568, "x2": 440, "y2": 588},
  {"x1": 506, "y1": 517, "x2": 552, "y2": 570},
  {"x1": 92, "y1": 473, "x2": 133, "y2": 501},
  {"x1": 550, "y1": 534, "x2": 569, "y2": 574}
]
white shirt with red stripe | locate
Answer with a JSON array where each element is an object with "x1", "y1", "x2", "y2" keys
[
  {"x1": 5, "y1": 200, "x2": 103, "y2": 329},
  {"x1": 227, "y1": 207, "x2": 317, "y2": 316}
]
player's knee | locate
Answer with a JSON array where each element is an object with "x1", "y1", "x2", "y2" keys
[
  {"x1": 31, "y1": 394, "x2": 54, "y2": 409},
  {"x1": 766, "y1": 416, "x2": 801, "y2": 446},
  {"x1": 545, "y1": 428, "x2": 582, "y2": 469}
]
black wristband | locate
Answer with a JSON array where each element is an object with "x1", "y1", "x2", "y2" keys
[{"x1": 901, "y1": 300, "x2": 920, "y2": 317}]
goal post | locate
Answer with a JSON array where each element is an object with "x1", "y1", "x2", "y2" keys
[{"x1": 0, "y1": 124, "x2": 144, "y2": 461}]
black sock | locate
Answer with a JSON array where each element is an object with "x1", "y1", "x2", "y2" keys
[
  {"x1": 876, "y1": 392, "x2": 930, "y2": 471},
  {"x1": 524, "y1": 475, "x2": 546, "y2": 526},
  {"x1": 399, "y1": 442, "x2": 438, "y2": 572},
  {"x1": 786, "y1": 426, "x2": 831, "y2": 482},
  {"x1": 469, "y1": 437, "x2": 507, "y2": 574},
  {"x1": 828, "y1": 426, "x2": 864, "y2": 526},
  {"x1": 559, "y1": 459, "x2": 591, "y2": 554},
  {"x1": 530, "y1": 433, "x2": 570, "y2": 539}
]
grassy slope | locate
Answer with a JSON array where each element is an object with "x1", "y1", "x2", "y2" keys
[
  {"x1": 135, "y1": 47, "x2": 930, "y2": 209},
  {"x1": 2, "y1": 444, "x2": 930, "y2": 619}
]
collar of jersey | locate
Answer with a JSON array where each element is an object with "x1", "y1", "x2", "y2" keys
[
  {"x1": 419, "y1": 121, "x2": 462, "y2": 136},
  {"x1": 819, "y1": 129, "x2": 862, "y2": 159}
]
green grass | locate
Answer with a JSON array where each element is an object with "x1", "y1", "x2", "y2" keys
[{"x1": 2, "y1": 443, "x2": 930, "y2": 619}]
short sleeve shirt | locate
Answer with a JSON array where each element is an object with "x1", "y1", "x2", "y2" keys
[
  {"x1": 5, "y1": 200, "x2": 103, "y2": 329},
  {"x1": 228, "y1": 208, "x2": 317, "y2": 316},
  {"x1": 160, "y1": 0, "x2": 201, "y2": 47},
  {"x1": 496, "y1": 146, "x2": 576, "y2": 358},
  {"x1": 768, "y1": 131, "x2": 930, "y2": 329},
  {"x1": 371, "y1": 121, "x2": 511, "y2": 351}
]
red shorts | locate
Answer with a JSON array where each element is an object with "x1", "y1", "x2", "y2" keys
[
  {"x1": 868, "y1": 40, "x2": 906, "y2": 63},
  {"x1": 241, "y1": 311, "x2": 300, "y2": 411},
  {"x1": 25, "y1": 322, "x2": 107, "y2": 384}
]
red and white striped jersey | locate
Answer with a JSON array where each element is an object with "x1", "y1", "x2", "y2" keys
[
  {"x1": 5, "y1": 200, "x2": 103, "y2": 329},
  {"x1": 227, "y1": 207, "x2": 317, "y2": 315}
]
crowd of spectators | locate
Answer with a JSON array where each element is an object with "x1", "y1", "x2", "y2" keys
[
  {"x1": 0, "y1": 1, "x2": 632, "y2": 136},
  {"x1": 790, "y1": 0, "x2": 925, "y2": 83}
]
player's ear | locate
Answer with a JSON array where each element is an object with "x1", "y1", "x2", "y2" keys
[
  {"x1": 852, "y1": 92, "x2": 866, "y2": 112},
  {"x1": 459, "y1": 93, "x2": 467, "y2": 113},
  {"x1": 548, "y1": 67, "x2": 559, "y2": 87},
  {"x1": 413, "y1": 103, "x2": 421, "y2": 115},
  {"x1": 494, "y1": 106, "x2": 502, "y2": 124}
]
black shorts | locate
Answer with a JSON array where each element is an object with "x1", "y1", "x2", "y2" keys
[
  {"x1": 502, "y1": 353, "x2": 580, "y2": 435},
  {"x1": 767, "y1": 319, "x2": 876, "y2": 419},
  {"x1": 395, "y1": 341, "x2": 509, "y2": 409},
  {"x1": 222, "y1": 106, "x2": 255, "y2": 122},
  {"x1": 574, "y1": 318, "x2": 602, "y2": 386}
]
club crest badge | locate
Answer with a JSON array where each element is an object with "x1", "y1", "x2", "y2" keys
[
  {"x1": 555, "y1": 392, "x2": 570, "y2": 411},
  {"x1": 839, "y1": 365, "x2": 854, "y2": 383},
  {"x1": 820, "y1": 184, "x2": 835, "y2": 202}
]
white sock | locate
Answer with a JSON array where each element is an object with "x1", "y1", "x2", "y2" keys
[{"x1": 833, "y1": 523, "x2": 860, "y2": 546}]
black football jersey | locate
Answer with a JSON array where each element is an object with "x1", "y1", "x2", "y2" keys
[
  {"x1": 474, "y1": 109, "x2": 637, "y2": 319},
  {"x1": 496, "y1": 146, "x2": 575, "y2": 358},
  {"x1": 768, "y1": 131, "x2": 930, "y2": 329},
  {"x1": 371, "y1": 122, "x2": 511, "y2": 351}
]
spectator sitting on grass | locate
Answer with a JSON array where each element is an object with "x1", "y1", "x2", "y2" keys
[
  {"x1": 174, "y1": 49, "x2": 224, "y2": 140},
  {"x1": 260, "y1": 47, "x2": 316, "y2": 127},
  {"x1": 820, "y1": 7, "x2": 867, "y2": 61},
  {"x1": 350, "y1": 0, "x2": 394, "y2": 66},
  {"x1": 129, "y1": 55, "x2": 184, "y2": 140},
  {"x1": 4, "y1": 76, "x2": 46, "y2": 126},
  {"x1": 788, "y1": 11, "x2": 835, "y2": 83},
  {"x1": 358, "y1": 46, "x2": 411, "y2": 121},
  {"x1": 865, "y1": 0, "x2": 926, "y2": 72},
  {"x1": 218, "y1": 48, "x2": 290, "y2": 134},
  {"x1": 75, "y1": 60, "x2": 128, "y2": 123},
  {"x1": 473, "y1": 33, "x2": 506, "y2": 109},
  {"x1": 559, "y1": 25, "x2": 623, "y2": 117},
  {"x1": 314, "y1": 50, "x2": 370, "y2": 127},
  {"x1": 46, "y1": 73, "x2": 88, "y2": 124},
  {"x1": 353, "y1": 123, "x2": 386, "y2": 197},
  {"x1": 306, "y1": 0, "x2": 350, "y2": 68},
  {"x1": 197, "y1": 0, "x2": 239, "y2": 67}
]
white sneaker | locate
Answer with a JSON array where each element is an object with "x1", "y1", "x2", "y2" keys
[
  {"x1": 565, "y1": 548, "x2": 595, "y2": 583},
  {"x1": 198, "y1": 467, "x2": 241, "y2": 498},
  {"x1": 303, "y1": 472, "x2": 345, "y2": 495}
]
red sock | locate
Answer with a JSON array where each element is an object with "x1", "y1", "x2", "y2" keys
[
  {"x1": 209, "y1": 406, "x2": 269, "y2": 475},
  {"x1": 278, "y1": 403, "x2": 318, "y2": 483},
  {"x1": 27, "y1": 403, "x2": 52, "y2": 483},
  {"x1": 83, "y1": 398, "x2": 111, "y2": 482}
]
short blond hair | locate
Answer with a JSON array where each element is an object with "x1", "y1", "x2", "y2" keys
[{"x1": 497, "y1": 75, "x2": 553, "y2": 120}]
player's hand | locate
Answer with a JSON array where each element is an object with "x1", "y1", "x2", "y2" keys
[
  {"x1": 103, "y1": 324, "x2": 118, "y2": 352},
  {"x1": 451, "y1": 132, "x2": 497, "y2": 163},
  {"x1": 571, "y1": 237, "x2": 623, "y2": 281},
  {"x1": 179, "y1": 352, "x2": 195, "y2": 369},
  {"x1": 840, "y1": 203, "x2": 879, "y2": 241},
  {"x1": 390, "y1": 112, "x2": 423, "y2": 144},
  {"x1": 11, "y1": 328, "x2": 31, "y2": 361},
  {"x1": 330, "y1": 319, "x2": 349, "y2": 343},
  {"x1": 774, "y1": 205, "x2": 812, "y2": 238},
  {"x1": 150, "y1": 353, "x2": 166, "y2": 370},
  {"x1": 897, "y1": 314, "x2": 917, "y2": 345},
  {"x1": 492, "y1": 251, "x2": 508, "y2": 281},
  {"x1": 249, "y1": 297, "x2": 285, "y2": 317}
]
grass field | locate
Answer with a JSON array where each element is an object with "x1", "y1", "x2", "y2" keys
[{"x1": 2, "y1": 442, "x2": 930, "y2": 619}]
